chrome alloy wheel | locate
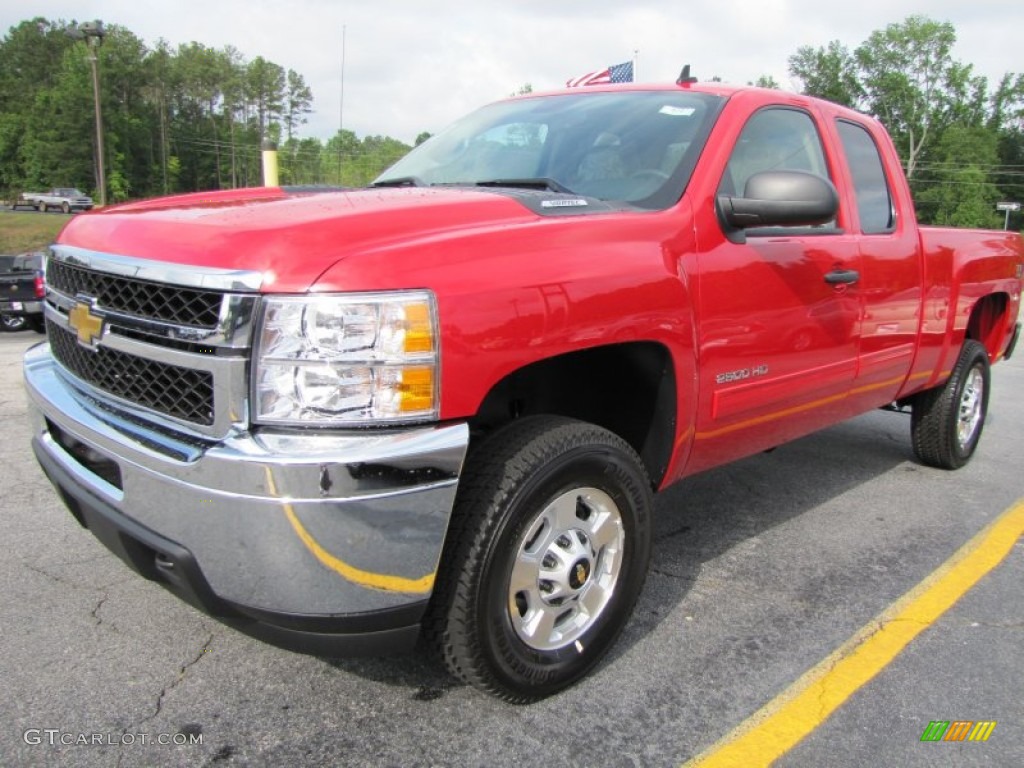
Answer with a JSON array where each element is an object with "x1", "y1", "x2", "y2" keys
[
  {"x1": 508, "y1": 487, "x2": 625, "y2": 652},
  {"x1": 957, "y1": 367, "x2": 985, "y2": 449}
]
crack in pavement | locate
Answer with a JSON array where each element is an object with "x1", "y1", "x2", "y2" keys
[
  {"x1": 91, "y1": 593, "x2": 109, "y2": 626},
  {"x1": 24, "y1": 559, "x2": 133, "y2": 588},
  {"x1": 964, "y1": 620, "x2": 1024, "y2": 629},
  {"x1": 140, "y1": 632, "x2": 216, "y2": 726},
  {"x1": 115, "y1": 632, "x2": 216, "y2": 767},
  {"x1": 649, "y1": 566, "x2": 697, "y2": 582},
  {"x1": 23, "y1": 561, "x2": 73, "y2": 586}
]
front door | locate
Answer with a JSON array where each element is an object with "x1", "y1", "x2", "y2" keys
[{"x1": 689, "y1": 106, "x2": 861, "y2": 473}]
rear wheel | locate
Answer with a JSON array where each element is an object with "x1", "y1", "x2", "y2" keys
[
  {"x1": 426, "y1": 416, "x2": 652, "y2": 702},
  {"x1": 911, "y1": 340, "x2": 990, "y2": 469},
  {"x1": 61, "y1": 201, "x2": 70, "y2": 214}
]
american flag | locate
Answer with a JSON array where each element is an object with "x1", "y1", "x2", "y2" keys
[{"x1": 566, "y1": 60, "x2": 634, "y2": 88}]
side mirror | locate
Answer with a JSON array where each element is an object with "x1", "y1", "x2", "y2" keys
[{"x1": 717, "y1": 170, "x2": 839, "y2": 234}]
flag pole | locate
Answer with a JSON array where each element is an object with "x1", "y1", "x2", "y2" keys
[
  {"x1": 633, "y1": 49, "x2": 639, "y2": 82},
  {"x1": 339, "y1": 24, "x2": 346, "y2": 133},
  {"x1": 337, "y1": 23, "x2": 346, "y2": 184}
]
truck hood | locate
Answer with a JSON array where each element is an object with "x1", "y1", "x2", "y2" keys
[{"x1": 56, "y1": 187, "x2": 541, "y2": 292}]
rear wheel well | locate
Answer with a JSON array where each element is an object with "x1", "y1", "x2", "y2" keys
[
  {"x1": 469, "y1": 343, "x2": 676, "y2": 488},
  {"x1": 966, "y1": 293, "x2": 1009, "y2": 359}
]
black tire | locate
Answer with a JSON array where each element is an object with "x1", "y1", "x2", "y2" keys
[
  {"x1": 425, "y1": 415, "x2": 653, "y2": 702},
  {"x1": 61, "y1": 201, "x2": 70, "y2": 214},
  {"x1": 29, "y1": 315, "x2": 46, "y2": 334},
  {"x1": 1, "y1": 314, "x2": 27, "y2": 332},
  {"x1": 911, "y1": 339, "x2": 990, "y2": 469},
  {"x1": 37, "y1": 200, "x2": 46, "y2": 213}
]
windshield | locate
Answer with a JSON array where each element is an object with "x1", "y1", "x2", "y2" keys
[{"x1": 374, "y1": 90, "x2": 724, "y2": 210}]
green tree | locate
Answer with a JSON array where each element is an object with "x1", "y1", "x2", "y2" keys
[
  {"x1": 787, "y1": 15, "x2": 1022, "y2": 227},
  {"x1": 0, "y1": 19, "x2": 79, "y2": 194},
  {"x1": 246, "y1": 56, "x2": 285, "y2": 140},
  {"x1": 749, "y1": 75, "x2": 780, "y2": 89},
  {"x1": 143, "y1": 39, "x2": 175, "y2": 194},
  {"x1": 20, "y1": 35, "x2": 98, "y2": 192},
  {"x1": 96, "y1": 25, "x2": 157, "y2": 200},
  {"x1": 789, "y1": 40, "x2": 864, "y2": 108},
  {"x1": 0, "y1": 16, "x2": 417, "y2": 199},
  {"x1": 854, "y1": 16, "x2": 972, "y2": 179},
  {"x1": 283, "y1": 69, "x2": 313, "y2": 142},
  {"x1": 915, "y1": 126, "x2": 1003, "y2": 228}
]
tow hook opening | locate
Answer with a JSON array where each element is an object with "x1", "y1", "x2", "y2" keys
[{"x1": 46, "y1": 418, "x2": 123, "y2": 490}]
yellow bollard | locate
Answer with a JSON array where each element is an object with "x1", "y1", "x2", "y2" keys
[{"x1": 261, "y1": 140, "x2": 279, "y2": 187}]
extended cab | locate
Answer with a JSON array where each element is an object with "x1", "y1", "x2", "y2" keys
[{"x1": 24, "y1": 83, "x2": 1024, "y2": 702}]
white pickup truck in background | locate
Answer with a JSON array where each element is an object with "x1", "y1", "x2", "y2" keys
[{"x1": 16, "y1": 188, "x2": 94, "y2": 213}]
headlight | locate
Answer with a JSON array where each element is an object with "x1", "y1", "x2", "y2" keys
[{"x1": 254, "y1": 291, "x2": 439, "y2": 425}]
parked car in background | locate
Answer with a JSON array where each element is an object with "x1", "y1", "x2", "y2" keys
[
  {"x1": 16, "y1": 188, "x2": 94, "y2": 214},
  {"x1": 0, "y1": 252, "x2": 45, "y2": 332}
]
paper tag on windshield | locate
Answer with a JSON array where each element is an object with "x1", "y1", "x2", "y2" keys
[{"x1": 659, "y1": 106, "x2": 696, "y2": 116}]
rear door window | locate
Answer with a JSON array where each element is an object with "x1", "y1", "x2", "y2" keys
[{"x1": 836, "y1": 120, "x2": 895, "y2": 234}]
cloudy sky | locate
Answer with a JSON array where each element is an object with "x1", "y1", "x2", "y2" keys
[{"x1": 2, "y1": 1, "x2": 1021, "y2": 145}]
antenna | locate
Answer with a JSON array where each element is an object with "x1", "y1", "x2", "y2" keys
[{"x1": 676, "y1": 65, "x2": 698, "y2": 85}]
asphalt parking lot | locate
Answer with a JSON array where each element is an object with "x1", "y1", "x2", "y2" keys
[{"x1": 1, "y1": 329, "x2": 1021, "y2": 767}]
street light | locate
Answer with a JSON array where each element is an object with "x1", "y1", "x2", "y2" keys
[{"x1": 68, "y1": 21, "x2": 107, "y2": 207}]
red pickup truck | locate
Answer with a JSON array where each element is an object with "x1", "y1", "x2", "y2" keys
[{"x1": 25, "y1": 82, "x2": 1023, "y2": 702}]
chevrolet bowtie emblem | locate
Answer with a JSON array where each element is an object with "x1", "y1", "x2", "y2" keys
[{"x1": 68, "y1": 301, "x2": 105, "y2": 347}]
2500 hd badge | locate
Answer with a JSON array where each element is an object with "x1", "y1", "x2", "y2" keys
[{"x1": 716, "y1": 365, "x2": 770, "y2": 385}]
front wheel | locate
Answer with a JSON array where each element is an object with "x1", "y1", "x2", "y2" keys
[
  {"x1": 911, "y1": 339, "x2": 990, "y2": 469},
  {"x1": 426, "y1": 416, "x2": 653, "y2": 702}
]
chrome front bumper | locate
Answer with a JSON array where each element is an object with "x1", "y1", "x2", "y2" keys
[{"x1": 24, "y1": 343, "x2": 469, "y2": 653}]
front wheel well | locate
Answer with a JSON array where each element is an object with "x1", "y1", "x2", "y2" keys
[{"x1": 468, "y1": 342, "x2": 677, "y2": 488}]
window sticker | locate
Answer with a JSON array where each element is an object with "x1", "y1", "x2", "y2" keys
[{"x1": 659, "y1": 106, "x2": 696, "y2": 116}]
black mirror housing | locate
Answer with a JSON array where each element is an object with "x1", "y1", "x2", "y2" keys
[{"x1": 718, "y1": 170, "x2": 839, "y2": 230}]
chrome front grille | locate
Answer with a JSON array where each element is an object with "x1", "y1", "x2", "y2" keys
[
  {"x1": 44, "y1": 245, "x2": 263, "y2": 437},
  {"x1": 47, "y1": 319, "x2": 216, "y2": 425},
  {"x1": 47, "y1": 259, "x2": 224, "y2": 328}
]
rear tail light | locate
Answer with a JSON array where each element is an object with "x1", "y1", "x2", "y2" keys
[{"x1": 34, "y1": 274, "x2": 45, "y2": 299}]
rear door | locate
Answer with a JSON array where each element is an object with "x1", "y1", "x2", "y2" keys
[{"x1": 832, "y1": 118, "x2": 924, "y2": 409}]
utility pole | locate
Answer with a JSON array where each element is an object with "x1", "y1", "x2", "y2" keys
[{"x1": 69, "y1": 21, "x2": 107, "y2": 206}]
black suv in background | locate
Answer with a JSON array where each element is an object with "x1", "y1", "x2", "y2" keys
[{"x1": 0, "y1": 252, "x2": 45, "y2": 332}]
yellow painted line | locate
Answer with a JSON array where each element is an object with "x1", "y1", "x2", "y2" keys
[
  {"x1": 265, "y1": 468, "x2": 435, "y2": 594},
  {"x1": 684, "y1": 498, "x2": 1024, "y2": 768}
]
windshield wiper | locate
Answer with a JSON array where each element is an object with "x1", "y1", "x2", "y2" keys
[
  {"x1": 474, "y1": 177, "x2": 577, "y2": 195},
  {"x1": 370, "y1": 176, "x2": 426, "y2": 188}
]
